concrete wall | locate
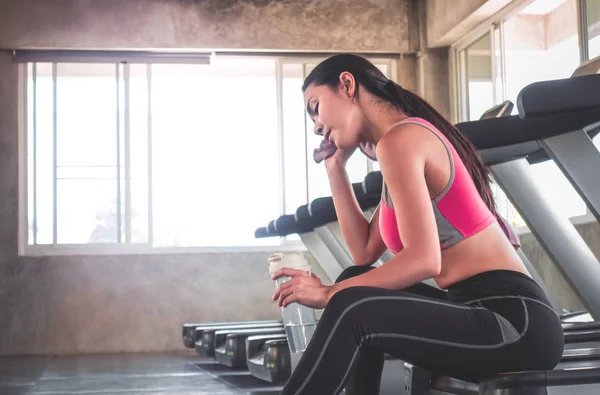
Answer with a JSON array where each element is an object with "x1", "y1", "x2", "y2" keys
[
  {"x1": 426, "y1": 0, "x2": 513, "y2": 47},
  {"x1": 520, "y1": 220, "x2": 600, "y2": 313},
  {"x1": 426, "y1": 0, "x2": 486, "y2": 47},
  {"x1": 0, "y1": 0, "x2": 410, "y2": 53},
  {"x1": 422, "y1": 48, "x2": 451, "y2": 118},
  {"x1": 1, "y1": 252, "x2": 282, "y2": 355},
  {"x1": 503, "y1": 0, "x2": 577, "y2": 51}
]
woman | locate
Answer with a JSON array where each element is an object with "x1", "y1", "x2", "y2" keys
[{"x1": 271, "y1": 54, "x2": 564, "y2": 395}]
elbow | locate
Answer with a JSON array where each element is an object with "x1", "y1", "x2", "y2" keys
[
  {"x1": 408, "y1": 248, "x2": 441, "y2": 279},
  {"x1": 425, "y1": 260, "x2": 441, "y2": 278},
  {"x1": 422, "y1": 254, "x2": 442, "y2": 278}
]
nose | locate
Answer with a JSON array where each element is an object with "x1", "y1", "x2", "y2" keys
[{"x1": 314, "y1": 120, "x2": 324, "y2": 136}]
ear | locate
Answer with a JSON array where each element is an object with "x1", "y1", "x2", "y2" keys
[{"x1": 338, "y1": 71, "x2": 356, "y2": 98}]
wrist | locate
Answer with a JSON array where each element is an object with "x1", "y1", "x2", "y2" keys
[
  {"x1": 327, "y1": 283, "x2": 341, "y2": 303},
  {"x1": 325, "y1": 159, "x2": 346, "y2": 172}
]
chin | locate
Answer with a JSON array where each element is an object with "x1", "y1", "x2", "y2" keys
[
  {"x1": 338, "y1": 137, "x2": 361, "y2": 151},
  {"x1": 335, "y1": 141, "x2": 355, "y2": 151}
]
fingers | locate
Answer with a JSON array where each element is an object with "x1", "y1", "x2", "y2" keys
[
  {"x1": 277, "y1": 284, "x2": 296, "y2": 307},
  {"x1": 271, "y1": 267, "x2": 311, "y2": 281},
  {"x1": 281, "y1": 293, "x2": 299, "y2": 307},
  {"x1": 272, "y1": 279, "x2": 294, "y2": 301}
]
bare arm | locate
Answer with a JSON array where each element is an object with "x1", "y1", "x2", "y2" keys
[
  {"x1": 331, "y1": 125, "x2": 442, "y2": 291},
  {"x1": 325, "y1": 159, "x2": 388, "y2": 266}
]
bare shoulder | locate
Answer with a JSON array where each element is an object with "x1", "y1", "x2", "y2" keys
[{"x1": 375, "y1": 121, "x2": 440, "y2": 163}]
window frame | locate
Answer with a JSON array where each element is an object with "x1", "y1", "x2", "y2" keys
[
  {"x1": 17, "y1": 53, "x2": 397, "y2": 256},
  {"x1": 450, "y1": 0, "x2": 599, "y2": 234}
]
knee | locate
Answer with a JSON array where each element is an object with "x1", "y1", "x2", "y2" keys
[
  {"x1": 326, "y1": 286, "x2": 369, "y2": 315},
  {"x1": 335, "y1": 265, "x2": 376, "y2": 284}
]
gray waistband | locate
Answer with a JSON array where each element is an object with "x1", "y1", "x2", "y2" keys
[{"x1": 464, "y1": 295, "x2": 558, "y2": 316}]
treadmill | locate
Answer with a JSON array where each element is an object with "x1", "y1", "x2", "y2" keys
[{"x1": 405, "y1": 69, "x2": 600, "y2": 394}]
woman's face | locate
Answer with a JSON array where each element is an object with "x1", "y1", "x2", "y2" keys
[{"x1": 303, "y1": 75, "x2": 364, "y2": 150}]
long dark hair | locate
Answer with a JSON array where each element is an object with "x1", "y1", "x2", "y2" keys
[{"x1": 302, "y1": 54, "x2": 497, "y2": 216}]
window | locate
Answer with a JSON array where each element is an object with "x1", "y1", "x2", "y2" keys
[
  {"x1": 458, "y1": 30, "x2": 515, "y2": 223},
  {"x1": 23, "y1": 55, "x2": 394, "y2": 251},
  {"x1": 301, "y1": 64, "x2": 384, "y2": 203},
  {"x1": 586, "y1": 0, "x2": 600, "y2": 149},
  {"x1": 588, "y1": 0, "x2": 600, "y2": 59},
  {"x1": 456, "y1": 0, "x2": 590, "y2": 227},
  {"x1": 461, "y1": 33, "x2": 494, "y2": 121},
  {"x1": 503, "y1": 0, "x2": 586, "y2": 223},
  {"x1": 280, "y1": 62, "x2": 388, "y2": 241}
]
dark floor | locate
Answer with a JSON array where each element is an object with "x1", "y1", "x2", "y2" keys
[{"x1": 0, "y1": 352, "x2": 283, "y2": 394}]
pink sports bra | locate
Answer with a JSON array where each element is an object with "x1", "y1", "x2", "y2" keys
[{"x1": 379, "y1": 117, "x2": 496, "y2": 254}]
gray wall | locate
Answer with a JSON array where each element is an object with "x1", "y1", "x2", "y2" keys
[
  {"x1": 1, "y1": 252, "x2": 281, "y2": 355},
  {"x1": 426, "y1": 0, "x2": 486, "y2": 47},
  {"x1": 0, "y1": 0, "x2": 410, "y2": 53},
  {"x1": 425, "y1": 0, "x2": 513, "y2": 47},
  {"x1": 520, "y1": 221, "x2": 600, "y2": 313}
]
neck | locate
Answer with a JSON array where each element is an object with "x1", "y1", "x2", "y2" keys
[{"x1": 359, "y1": 97, "x2": 410, "y2": 145}]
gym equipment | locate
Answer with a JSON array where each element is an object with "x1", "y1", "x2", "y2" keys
[
  {"x1": 246, "y1": 334, "x2": 291, "y2": 382},
  {"x1": 404, "y1": 62, "x2": 600, "y2": 395},
  {"x1": 181, "y1": 320, "x2": 279, "y2": 349},
  {"x1": 213, "y1": 326, "x2": 286, "y2": 368},
  {"x1": 195, "y1": 321, "x2": 283, "y2": 357}
]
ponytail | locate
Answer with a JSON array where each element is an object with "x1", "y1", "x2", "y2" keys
[
  {"x1": 303, "y1": 54, "x2": 497, "y2": 217},
  {"x1": 384, "y1": 80, "x2": 497, "y2": 217}
]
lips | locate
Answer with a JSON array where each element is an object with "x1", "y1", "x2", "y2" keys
[{"x1": 324, "y1": 131, "x2": 332, "y2": 142}]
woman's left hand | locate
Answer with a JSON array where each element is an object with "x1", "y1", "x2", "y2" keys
[{"x1": 272, "y1": 268, "x2": 335, "y2": 309}]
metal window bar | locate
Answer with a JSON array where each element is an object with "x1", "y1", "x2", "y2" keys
[
  {"x1": 19, "y1": 63, "x2": 30, "y2": 252},
  {"x1": 499, "y1": 21, "x2": 508, "y2": 102},
  {"x1": 302, "y1": 63, "x2": 310, "y2": 205},
  {"x1": 275, "y1": 60, "x2": 286, "y2": 244},
  {"x1": 124, "y1": 64, "x2": 132, "y2": 244},
  {"x1": 578, "y1": 0, "x2": 590, "y2": 62},
  {"x1": 490, "y1": 26, "x2": 498, "y2": 107},
  {"x1": 32, "y1": 63, "x2": 38, "y2": 245},
  {"x1": 12, "y1": 50, "x2": 211, "y2": 65},
  {"x1": 116, "y1": 64, "x2": 122, "y2": 244},
  {"x1": 52, "y1": 63, "x2": 58, "y2": 245},
  {"x1": 275, "y1": 59, "x2": 286, "y2": 217},
  {"x1": 147, "y1": 65, "x2": 154, "y2": 245},
  {"x1": 459, "y1": 50, "x2": 469, "y2": 122}
]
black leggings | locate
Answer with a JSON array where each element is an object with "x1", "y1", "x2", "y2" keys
[{"x1": 279, "y1": 266, "x2": 564, "y2": 395}]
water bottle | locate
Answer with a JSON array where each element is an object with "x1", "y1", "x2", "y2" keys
[{"x1": 269, "y1": 252, "x2": 318, "y2": 369}]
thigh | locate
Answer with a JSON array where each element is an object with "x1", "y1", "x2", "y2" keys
[
  {"x1": 319, "y1": 287, "x2": 526, "y2": 379},
  {"x1": 282, "y1": 286, "x2": 531, "y2": 394}
]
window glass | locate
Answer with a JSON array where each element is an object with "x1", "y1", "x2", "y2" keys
[
  {"x1": 151, "y1": 59, "x2": 280, "y2": 247},
  {"x1": 503, "y1": 0, "x2": 585, "y2": 224},
  {"x1": 587, "y1": 0, "x2": 600, "y2": 59}
]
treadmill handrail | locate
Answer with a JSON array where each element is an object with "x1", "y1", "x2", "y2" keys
[
  {"x1": 456, "y1": 109, "x2": 600, "y2": 150},
  {"x1": 517, "y1": 73, "x2": 600, "y2": 118}
]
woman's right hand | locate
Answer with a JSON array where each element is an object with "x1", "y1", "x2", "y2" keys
[{"x1": 325, "y1": 146, "x2": 356, "y2": 169}]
